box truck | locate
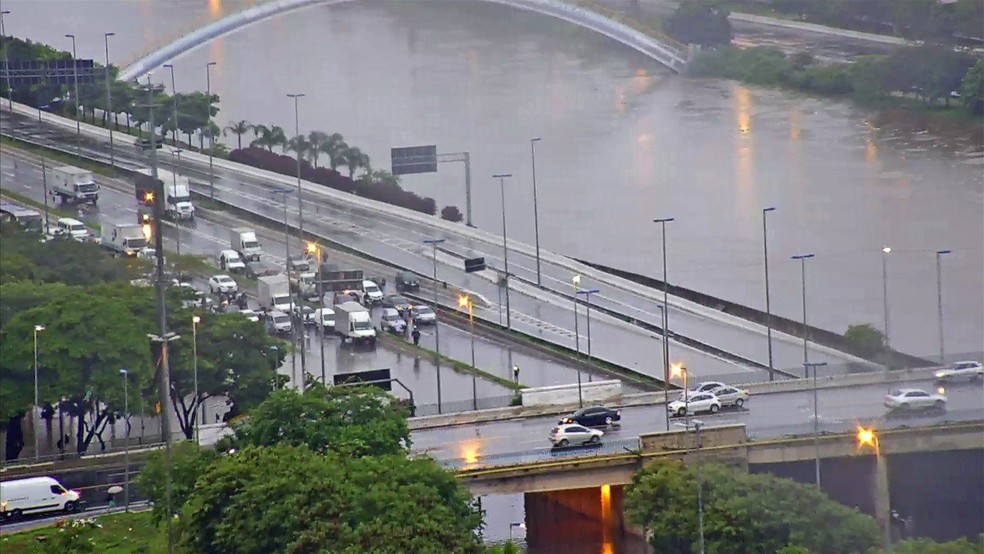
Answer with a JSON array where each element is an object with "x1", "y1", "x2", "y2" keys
[
  {"x1": 230, "y1": 227, "x2": 262, "y2": 261},
  {"x1": 101, "y1": 222, "x2": 148, "y2": 257},
  {"x1": 51, "y1": 166, "x2": 99, "y2": 204},
  {"x1": 257, "y1": 274, "x2": 292, "y2": 312},
  {"x1": 333, "y1": 301, "x2": 376, "y2": 347}
]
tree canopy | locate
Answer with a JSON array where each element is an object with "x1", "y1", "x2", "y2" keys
[
  {"x1": 228, "y1": 384, "x2": 411, "y2": 457},
  {"x1": 666, "y1": 0, "x2": 733, "y2": 46},
  {"x1": 625, "y1": 459, "x2": 880, "y2": 554}
]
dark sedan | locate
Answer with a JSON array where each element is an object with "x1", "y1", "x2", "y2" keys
[
  {"x1": 559, "y1": 406, "x2": 621, "y2": 427},
  {"x1": 245, "y1": 261, "x2": 281, "y2": 279},
  {"x1": 382, "y1": 294, "x2": 413, "y2": 312}
]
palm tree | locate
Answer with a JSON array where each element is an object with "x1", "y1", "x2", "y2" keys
[
  {"x1": 340, "y1": 146, "x2": 371, "y2": 180},
  {"x1": 250, "y1": 124, "x2": 287, "y2": 153},
  {"x1": 287, "y1": 135, "x2": 313, "y2": 163},
  {"x1": 307, "y1": 131, "x2": 329, "y2": 167},
  {"x1": 320, "y1": 133, "x2": 348, "y2": 171},
  {"x1": 223, "y1": 120, "x2": 252, "y2": 150},
  {"x1": 361, "y1": 169, "x2": 400, "y2": 187},
  {"x1": 270, "y1": 125, "x2": 288, "y2": 153}
]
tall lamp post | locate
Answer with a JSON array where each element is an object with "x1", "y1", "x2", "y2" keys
[
  {"x1": 308, "y1": 242, "x2": 327, "y2": 384},
  {"x1": 935, "y1": 249, "x2": 951, "y2": 364},
  {"x1": 1, "y1": 10, "x2": 12, "y2": 108},
  {"x1": 103, "y1": 32, "x2": 115, "y2": 167},
  {"x1": 287, "y1": 93, "x2": 306, "y2": 246},
  {"x1": 530, "y1": 137, "x2": 543, "y2": 287},
  {"x1": 147, "y1": 331, "x2": 180, "y2": 554},
  {"x1": 791, "y1": 253, "x2": 815, "y2": 369},
  {"x1": 118, "y1": 368, "x2": 130, "y2": 512},
  {"x1": 424, "y1": 238, "x2": 446, "y2": 413},
  {"x1": 576, "y1": 287, "x2": 600, "y2": 377},
  {"x1": 191, "y1": 315, "x2": 201, "y2": 444},
  {"x1": 654, "y1": 217, "x2": 674, "y2": 429},
  {"x1": 762, "y1": 207, "x2": 776, "y2": 380},
  {"x1": 65, "y1": 34, "x2": 81, "y2": 159},
  {"x1": 162, "y1": 63, "x2": 179, "y2": 145},
  {"x1": 857, "y1": 427, "x2": 892, "y2": 554},
  {"x1": 458, "y1": 294, "x2": 478, "y2": 410},
  {"x1": 33, "y1": 324, "x2": 45, "y2": 461},
  {"x1": 803, "y1": 360, "x2": 827, "y2": 489},
  {"x1": 270, "y1": 188, "x2": 299, "y2": 388},
  {"x1": 572, "y1": 274, "x2": 584, "y2": 407},
  {"x1": 881, "y1": 247, "x2": 892, "y2": 352},
  {"x1": 205, "y1": 61, "x2": 216, "y2": 200},
  {"x1": 169, "y1": 148, "x2": 183, "y2": 255},
  {"x1": 493, "y1": 173, "x2": 513, "y2": 329}
]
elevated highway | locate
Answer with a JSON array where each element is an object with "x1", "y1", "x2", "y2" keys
[{"x1": 0, "y1": 103, "x2": 870, "y2": 384}]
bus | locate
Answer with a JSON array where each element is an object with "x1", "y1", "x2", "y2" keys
[{"x1": 0, "y1": 200, "x2": 44, "y2": 232}]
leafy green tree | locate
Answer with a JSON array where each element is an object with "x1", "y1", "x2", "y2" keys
[
  {"x1": 884, "y1": 536, "x2": 984, "y2": 554},
  {"x1": 666, "y1": 0, "x2": 732, "y2": 46},
  {"x1": 230, "y1": 384, "x2": 410, "y2": 457},
  {"x1": 0, "y1": 285, "x2": 153, "y2": 453},
  {"x1": 179, "y1": 445, "x2": 484, "y2": 554},
  {"x1": 844, "y1": 323, "x2": 885, "y2": 358},
  {"x1": 223, "y1": 119, "x2": 252, "y2": 149},
  {"x1": 625, "y1": 459, "x2": 879, "y2": 554},
  {"x1": 165, "y1": 312, "x2": 285, "y2": 438},
  {"x1": 960, "y1": 59, "x2": 984, "y2": 114},
  {"x1": 137, "y1": 440, "x2": 217, "y2": 523}
]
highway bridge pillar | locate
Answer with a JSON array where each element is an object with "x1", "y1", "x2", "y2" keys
[{"x1": 524, "y1": 485, "x2": 625, "y2": 547}]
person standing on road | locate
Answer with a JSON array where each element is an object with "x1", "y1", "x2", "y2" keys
[{"x1": 411, "y1": 327, "x2": 421, "y2": 346}]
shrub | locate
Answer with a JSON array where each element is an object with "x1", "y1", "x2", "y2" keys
[{"x1": 440, "y1": 205, "x2": 464, "y2": 223}]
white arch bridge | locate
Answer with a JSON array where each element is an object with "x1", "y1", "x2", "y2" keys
[{"x1": 119, "y1": 0, "x2": 690, "y2": 82}]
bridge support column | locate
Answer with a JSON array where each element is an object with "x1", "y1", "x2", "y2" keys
[{"x1": 524, "y1": 485, "x2": 625, "y2": 548}]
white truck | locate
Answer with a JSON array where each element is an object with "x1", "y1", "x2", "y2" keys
[
  {"x1": 333, "y1": 301, "x2": 376, "y2": 347},
  {"x1": 136, "y1": 168, "x2": 195, "y2": 220},
  {"x1": 100, "y1": 222, "x2": 148, "y2": 257},
  {"x1": 0, "y1": 476, "x2": 83, "y2": 520},
  {"x1": 257, "y1": 274, "x2": 292, "y2": 312},
  {"x1": 290, "y1": 271, "x2": 317, "y2": 300},
  {"x1": 231, "y1": 227, "x2": 262, "y2": 261},
  {"x1": 51, "y1": 166, "x2": 99, "y2": 205}
]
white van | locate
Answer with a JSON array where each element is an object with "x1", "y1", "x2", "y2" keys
[
  {"x1": 0, "y1": 476, "x2": 83, "y2": 520},
  {"x1": 53, "y1": 217, "x2": 89, "y2": 241}
]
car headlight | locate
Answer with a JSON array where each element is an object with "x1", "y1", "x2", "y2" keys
[{"x1": 935, "y1": 371, "x2": 945, "y2": 378}]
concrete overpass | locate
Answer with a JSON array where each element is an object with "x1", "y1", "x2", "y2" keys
[
  {"x1": 119, "y1": 0, "x2": 689, "y2": 82},
  {"x1": 457, "y1": 420, "x2": 984, "y2": 495}
]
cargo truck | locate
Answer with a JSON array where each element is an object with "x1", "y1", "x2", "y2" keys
[
  {"x1": 100, "y1": 222, "x2": 148, "y2": 257},
  {"x1": 51, "y1": 166, "x2": 99, "y2": 204},
  {"x1": 230, "y1": 227, "x2": 262, "y2": 261},
  {"x1": 333, "y1": 301, "x2": 376, "y2": 347},
  {"x1": 257, "y1": 274, "x2": 292, "y2": 312}
]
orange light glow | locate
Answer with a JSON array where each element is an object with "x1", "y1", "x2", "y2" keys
[
  {"x1": 458, "y1": 295, "x2": 469, "y2": 308},
  {"x1": 670, "y1": 363, "x2": 685, "y2": 379},
  {"x1": 306, "y1": 242, "x2": 318, "y2": 254},
  {"x1": 144, "y1": 192, "x2": 154, "y2": 202},
  {"x1": 461, "y1": 442, "x2": 480, "y2": 465},
  {"x1": 141, "y1": 224, "x2": 152, "y2": 241},
  {"x1": 856, "y1": 426, "x2": 876, "y2": 449}
]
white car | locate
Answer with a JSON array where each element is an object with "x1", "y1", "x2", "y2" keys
[
  {"x1": 208, "y1": 275, "x2": 238, "y2": 295},
  {"x1": 218, "y1": 250, "x2": 246, "y2": 272},
  {"x1": 884, "y1": 388, "x2": 947, "y2": 411},
  {"x1": 265, "y1": 311, "x2": 292, "y2": 334},
  {"x1": 668, "y1": 393, "x2": 721, "y2": 417},
  {"x1": 379, "y1": 308, "x2": 406, "y2": 334},
  {"x1": 238, "y1": 308, "x2": 260, "y2": 322},
  {"x1": 363, "y1": 280, "x2": 384, "y2": 304},
  {"x1": 314, "y1": 308, "x2": 335, "y2": 331},
  {"x1": 935, "y1": 361, "x2": 983, "y2": 382},
  {"x1": 412, "y1": 304, "x2": 437, "y2": 325},
  {"x1": 710, "y1": 386, "x2": 750, "y2": 408},
  {"x1": 548, "y1": 424, "x2": 604, "y2": 447},
  {"x1": 682, "y1": 381, "x2": 727, "y2": 398}
]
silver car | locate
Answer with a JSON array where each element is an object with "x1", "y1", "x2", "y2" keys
[
  {"x1": 711, "y1": 386, "x2": 750, "y2": 408},
  {"x1": 548, "y1": 424, "x2": 604, "y2": 447}
]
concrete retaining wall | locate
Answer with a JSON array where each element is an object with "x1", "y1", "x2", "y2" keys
[{"x1": 522, "y1": 380, "x2": 622, "y2": 407}]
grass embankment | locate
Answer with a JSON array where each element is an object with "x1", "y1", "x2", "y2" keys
[
  {"x1": 378, "y1": 333, "x2": 523, "y2": 392},
  {"x1": 0, "y1": 512, "x2": 163, "y2": 554}
]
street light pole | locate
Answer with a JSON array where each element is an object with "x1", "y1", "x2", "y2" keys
[
  {"x1": 118, "y1": 368, "x2": 130, "y2": 512},
  {"x1": 857, "y1": 427, "x2": 892, "y2": 554},
  {"x1": 459, "y1": 295, "x2": 477, "y2": 410},
  {"x1": 309, "y1": 242, "x2": 327, "y2": 384},
  {"x1": 103, "y1": 32, "x2": 115, "y2": 168},
  {"x1": 65, "y1": 34, "x2": 81, "y2": 159},
  {"x1": 205, "y1": 61, "x2": 216, "y2": 200},
  {"x1": 804, "y1": 361, "x2": 827, "y2": 489},
  {"x1": 1, "y1": 11, "x2": 12, "y2": 108},
  {"x1": 572, "y1": 274, "x2": 583, "y2": 407},
  {"x1": 530, "y1": 137, "x2": 543, "y2": 287},
  {"x1": 762, "y1": 207, "x2": 776, "y2": 380},
  {"x1": 577, "y1": 287, "x2": 600, "y2": 378},
  {"x1": 935, "y1": 249, "x2": 951, "y2": 364},
  {"x1": 35, "y1": 103, "x2": 51, "y2": 234},
  {"x1": 271, "y1": 188, "x2": 298, "y2": 389},
  {"x1": 192, "y1": 315, "x2": 200, "y2": 444},
  {"x1": 494, "y1": 174, "x2": 513, "y2": 329},
  {"x1": 792, "y1": 253, "x2": 815, "y2": 369},
  {"x1": 33, "y1": 324, "x2": 45, "y2": 461},
  {"x1": 694, "y1": 420, "x2": 705, "y2": 554},
  {"x1": 654, "y1": 217, "x2": 674, "y2": 430},
  {"x1": 424, "y1": 238, "x2": 445, "y2": 412},
  {"x1": 288, "y1": 93, "x2": 306, "y2": 248},
  {"x1": 163, "y1": 63, "x2": 179, "y2": 145},
  {"x1": 170, "y1": 148, "x2": 183, "y2": 256},
  {"x1": 881, "y1": 247, "x2": 892, "y2": 352}
]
